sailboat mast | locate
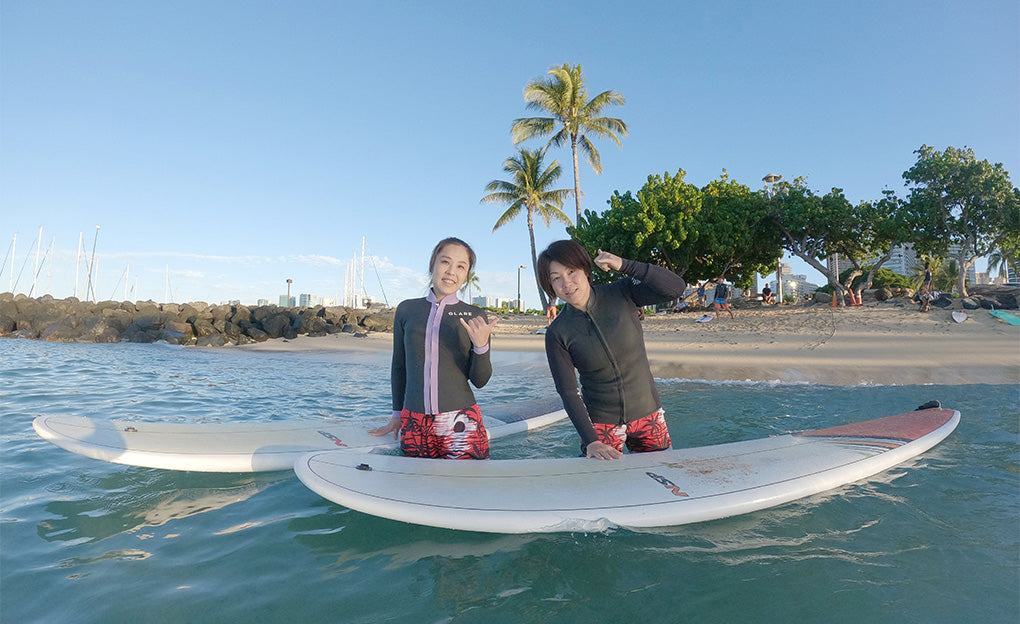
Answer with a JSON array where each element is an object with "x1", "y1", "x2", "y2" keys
[{"x1": 74, "y1": 232, "x2": 83, "y2": 298}]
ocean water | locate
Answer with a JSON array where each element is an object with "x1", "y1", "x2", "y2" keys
[{"x1": 1, "y1": 338, "x2": 1017, "y2": 624}]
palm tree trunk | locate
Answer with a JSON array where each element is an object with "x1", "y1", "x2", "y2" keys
[
  {"x1": 527, "y1": 208, "x2": 549, "y2": 310},
  {"x1": 571, "y1": 133, "x2": 582, "y2": 227}
]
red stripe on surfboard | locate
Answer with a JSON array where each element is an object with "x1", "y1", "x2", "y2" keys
[{"x1": 798, "y1": 409, "x2": 955, "y2": 442}]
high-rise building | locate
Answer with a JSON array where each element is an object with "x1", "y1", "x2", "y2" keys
[
  {"x1": 947, "y1": 245, "x2": 978, "y2": 284},
  {"x1": 886, "y1": 244, "x2": 918, "y2": 276},
  {"x1": 825, "y1": 255, "x2": 854, "y2": 277}
]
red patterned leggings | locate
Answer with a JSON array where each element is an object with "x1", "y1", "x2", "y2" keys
[
  {"x1": 399, "y1": 404, "x2": 490, "y2": 459},
  {"x1": 592, "y1": 409, "x2": 672, "y2": 453}
]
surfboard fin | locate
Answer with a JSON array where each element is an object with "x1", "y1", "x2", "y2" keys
[{"x1": 915, "y1": 400, "x2": 941, "y2": 410}]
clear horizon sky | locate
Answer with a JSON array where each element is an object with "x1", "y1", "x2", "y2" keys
[{"x1": 2, "y1": 1, "x2": 1017, "y2": 309}]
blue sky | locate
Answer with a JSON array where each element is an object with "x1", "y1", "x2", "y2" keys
[{"x1": 2, "y1": 1, "x2": 1017, "y2": 308}]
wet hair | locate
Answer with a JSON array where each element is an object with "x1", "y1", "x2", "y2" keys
[
  {"x1": 537, "y1": 240, "x2": 594, "y2": 298},
  {"x1": 428, "y1": 237, "x2": 476, "y2": 274}
]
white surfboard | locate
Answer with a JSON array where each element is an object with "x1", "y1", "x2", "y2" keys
[
  {"x1": 295, "y1": 407, "x2": 959, "y2": 533},
  {"x1": 32, "y1": 397, "x2": 566, "y2": 473}
]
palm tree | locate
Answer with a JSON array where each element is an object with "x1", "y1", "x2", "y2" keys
[
  {"x1": 481, "y1": 148, "x2": 573, "y2": 309},
  {"x1": 461, "y1": 271, "x2": 481, "y2": 302},
  {"x1": 988, "y1": 245, "x2": 1019, "y2": 282},
  {"x1": 510, "y1": 63, "x2": 627, "y2": 226},
  {"x1": 912, "y1": 256, "x2": 959, "y2": 293}
]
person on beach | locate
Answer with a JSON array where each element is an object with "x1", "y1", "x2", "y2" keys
[
  {"x1": 696, "y1": 281, "x2": 706, "y2": 308},
  {"x1": 537, "y1": 240, "x2": 686, "y2": 460},
  {"x1": 920, "y1": 261, "x2": 934, "y2": 312},
  {"x1": 546, "y1": 301, "x2": 558, "y2": 325},
  {"x1": 368, "y1": 237, "x2": 499, "y2": 459},
  {"x1": 762, "y1": 284, "x2": 774, "y2": 304},
  {"x1": 713, "y1": 277, "x2": 734, "y2": 318}
]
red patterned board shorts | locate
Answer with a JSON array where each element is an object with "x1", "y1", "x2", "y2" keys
[
  {"x1": 399, "y1": 404, "x2": 490, "y2": 459},
  {"x1": 591, "y1": 408, "x2": 672, "y2": 453}
]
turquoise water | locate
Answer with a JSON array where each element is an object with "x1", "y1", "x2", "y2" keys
[{"x1": 2, "y1": 339, "x2": 1017, "y2": 623}]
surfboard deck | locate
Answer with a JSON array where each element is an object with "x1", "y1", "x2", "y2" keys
[
  {"x1": 32, "y1": 397, "x2": 566, "y2": 473},
  {"x1": 295, "y1": 407, "x2": 959, "y2": 533},
  {"x1": 951, "y1": 311, "x2": 967, "y2": 323},
  {"x1": 989, "y1": 309, "x2": 1020, "y2": 325}
]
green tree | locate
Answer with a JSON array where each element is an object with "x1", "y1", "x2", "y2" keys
[
  {"x1": 988, "y1": 244, "x2": 1019, "y2": 282},
  {"x1": 571, "y1": 169, "x2": 701, "y2": 281},
  {"x1": 827, "y1": 190, "x2": 914, "y2": 300},
  {"x1": 902, "y1": 145, "x2": 1020, "y2": 296},
  {"x1": 768, "y1": 181, "x2": 856, "y2": 305},
  {"x1": 911, "y1": 256, "x2": 957, "y2": 292},
  {"x1": 571, "y1": 169, "x2": 780, "y2": 288},
  {"x1": 695, "y1": 172, "x2": 781, "y2": 288},
  {"x1": 511, "y1": 63, "x2": 628, "y2": 225},
  {"x1": 769, "y1": 179, "x2": 913, "y2": 306},
  {"x1": 481, "y1": 148, "x2": 573, "y2": 309}
]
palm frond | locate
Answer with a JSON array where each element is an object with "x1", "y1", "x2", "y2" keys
[
  {"x1": 511, "y1": 117, "x2": 556, "y2": 144},
  {"x1": 577, "y1": 135, "x2": 603, "y2": 174}
]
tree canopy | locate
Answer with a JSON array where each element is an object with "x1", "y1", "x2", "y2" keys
[
  {"x1": 767, "y1": 179, "x2": 914, "y2": 305},
  {"x1": 570, "y1": 170, "x2": 779, "y2": 288},
  {"x1": 902, "y1": 145, "x2": 1020, "y2": 296}
]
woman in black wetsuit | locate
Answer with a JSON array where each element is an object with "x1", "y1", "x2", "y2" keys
[
  {"x1": 537, "y1": 240, "x2": 686, "y2": 460},
  {"x1": 368, "y1": 237, "x2": 499, "y2": 459}
]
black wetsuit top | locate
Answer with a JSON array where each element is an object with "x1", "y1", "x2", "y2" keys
[
  {"x1": 391, "y1": 291, "x2": 491, "y2": 416},
  {"x1": 544, "y1": 259, "x2": 686, "y2": 446}
]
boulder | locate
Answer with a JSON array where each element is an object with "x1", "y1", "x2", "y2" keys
[
  {"x1": 261, "y1": 314, "x2": 291, "y2": 339},
  {"x1": 242, "y1": 324, "x2": 270, "y2": 342},
  {"x1": 40, "y1": 321, "x2": 84, "y2": 342},
  {"x1": 81, "y1": 316, "x2": 124, "y2": 343},
  {"x1": 209, "y1": 304, "x2": 233, "y2": 322},
  {"x1": 195, "y1": 333, "x2": 227, "y2": 347},
  {"x1": 297, "y1": 310, "x2": 328, "y2": 336},
  {"x1": 961, "y1": 298, "x2": 981, "y2": 310},
  {"x1": 230, "y1": 305, "x2": 252, "y2": 324},
  {"x1": 361, "y1": 310, "x2": 395, "y2": 332},
  {"x1": 995, "y1": 292, "x2": 1019, "y2": 310},
  {"x1": 124, "y1": 315, "x2": 163, "y2": 343}
]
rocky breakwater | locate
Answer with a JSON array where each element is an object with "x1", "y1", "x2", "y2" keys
[{"x1": 0, "y1": 293, "x2": 396, "y2": 346}]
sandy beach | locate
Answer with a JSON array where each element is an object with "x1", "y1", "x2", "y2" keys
[{"x1": 235, "y1": 300, "x2": 1019, "y2": 386}]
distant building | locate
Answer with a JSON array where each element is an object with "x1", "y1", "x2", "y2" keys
[
  {"x1": 299, "y1": 293, "x2": 316, "y2": 307},
  {"x1": 825, "y1": 254, "x2": 854, "y2": 277},
  {"x1": 279, "y1": 295, "x2": 295, "y2": 307},
  {"x1": 886, "y1": 244, "x2": 918, "y2": 277},
  {"x1": 257, "y1": 299, "x2": 271, "y2": 307},
  {"x1": 472, "y1": 296, "x2": 497, "y2": 308},
  {"x1": 782, "y1": 274, "x2": 819, "y2": 300},
  {"x1": 947, "y1": 245, "x2": 977, "y2": 284}
]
